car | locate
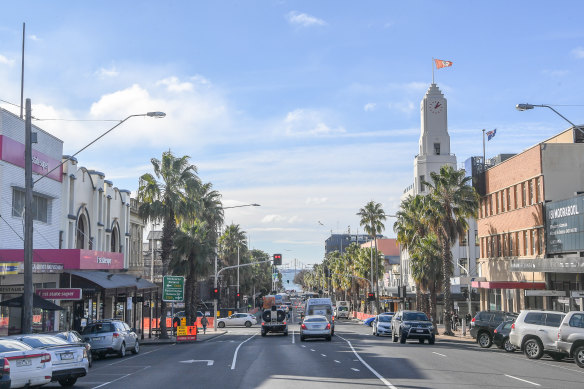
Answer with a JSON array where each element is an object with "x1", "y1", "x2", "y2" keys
[
  {"x1": 509, "y1": 310, "x2": 566, "y2": 360},
  {"x1": 470, "y1": 310, "x2": 517, "y2": 348},
  {"x1": 261, "y1": 308, "x2": 288, "y2": 336},
  {"x1": 335, "y1": 305, "x2": 350, "y2": 319},
  {"x1": 52, "y1": 330, "x2": 93, "y2": 367},
  {"x1": 217, "y1": 313, "x2": 257, "y2": 328},
  {"x1": 300, "y1": 315, "x2": 332, "y2": 341},
  {"x1": 81, "y1": 319, "x2": 139, "y2": 359},
  {"x1": 372, "y1": 314, "x2": 393, "y2": 336},
  {"x1": 363, "y1": 317, "x2": 376, "y2": 326},
  {"x1": 305, "y1": 298, "x2": 335, "y2": 335},
  {"x1": 492, "y1": 320, "x2": 516, "y2": 352},
  {"x1": 0, "y1": 338, "x2": 52, "y2": 388},
  {"x1": 12, "y1": 334, "x2": 88, "y2": 387},
  {"x1": 554, "y1": 311, "x2": 584, "y2": 368},
  {"x1": 391, "y1": 310, "x2": 435, "y2": 344},
  {"x1": 0, "y1": 358, "x2": 9, "y2": 389}
]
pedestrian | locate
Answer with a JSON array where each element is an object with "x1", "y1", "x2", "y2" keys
[
  {"x1": 465, "y1": 313, "x2": 471, "y2": 326},
  {"x1": 201, "y1": 315, "x2": 208, "y2": 334}
]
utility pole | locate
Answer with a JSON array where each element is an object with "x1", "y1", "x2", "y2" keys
[{"x1": 23, "y1": 98, "x2": 33, "y2": 334}]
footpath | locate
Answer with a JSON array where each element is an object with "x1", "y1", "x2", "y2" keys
[{"x1": 140, "y1": 329, "x2": 227, "y2": 345}]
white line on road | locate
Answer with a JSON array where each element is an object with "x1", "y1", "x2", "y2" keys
[
  {"x1": 106, "y1": 348, "x2": 160, "y2": 366},
  {"x1": 334, "y1": 360, "x2": 341, "y2": 364},
  {"x1": 301, "y1": 345, "x2": 306, "y2": 348},
  {"x1": 337, "y1": 335, "x2": 398, "y2": 389},
  {"x1": 91, "y1": 366, "x2": 150, "y2": 389},
  {"x1": 505, "y1": 374, "x2": 541, "y2": 386},
  {"x1": 321, "y1": 354, "x2": 326, "y2": 357},
  {"x1": 351, "y1": 368, "x2": 360, "y2": 372},
  {"x1": 292, "y1": 330, "x2": 295, "y2": 344},
  {"x1": 310, "y1": 349, "x2": 315, "y2": 351},
  {"x1": 231, "y1": 334, "x2": 256, "y2": 370},
  {"x1": 432, "y1": 352, "x2": 447, "y2": 357}
]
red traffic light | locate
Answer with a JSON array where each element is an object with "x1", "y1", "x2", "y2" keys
[{"x1": 273, "y1": 253, "x2": 282, "y2": 265}]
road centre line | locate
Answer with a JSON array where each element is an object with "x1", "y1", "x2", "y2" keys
[
  {"x1": 504, "y1": 374, "x2": 541, "y2": 386},
  {"x1": 310, "y1": 349, "x2": 315, "y2": 351},
  {"x1": 432, "y1": 352, "x2": 447, "y2": 357},
  {"x1": 321, "y1": 354, "x2": 326, "y2": 357},
  {"x1": 91, "y1": 366, "x2": 150, "y2": 389},
  {"x1": 337, "y1": 334, "x2": 398, "y2": 389},
  {"x1": 351, "y1": 368, "x2": 360, "y2": 372},
  {"x1": 107, "y1": 348, "x2": 160, "y2": 366},
  {"x1": 231, "y1": 334, "x2": 256, "y2": 370},
  {"x1": 334, "y1": 360, "x2": 341, "y2": 363},
  {"x1": 292, "y1": 330, "x2": 295, "y2": 344}
]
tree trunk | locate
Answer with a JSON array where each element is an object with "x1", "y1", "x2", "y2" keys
[
  {"x1": 430, "y1": 284, "x2": 438, "y2": 332},
  {"x1": 158, "y1": 211, "x2": 177, "y2": 339},
  {"x1": 415, "y1": 281, "x2": 422, "y2": 311},
  {"x1": 441, "y1": 230, "x2": 454, "y2": 336}
]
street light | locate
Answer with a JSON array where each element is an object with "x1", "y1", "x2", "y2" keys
[
  {"x1": 516, "y1": 103, "x2": 584, "y2": 136},
  {"x1": 22, "y1": 106, "x2": 165, "y2": 334},
  {"x1": 213, "y1": 203, "x2": 260, "y2": 331}
]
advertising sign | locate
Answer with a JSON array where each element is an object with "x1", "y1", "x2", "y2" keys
[
  {"x1": 546, "y1": 196, "x2": 584, "y2": 254},
  {"x1": 162, "y1": 276, "x2": 184, "y2": 302},
  {"x1": 0, "y1": 285, "x2": 24, "y2": 294},
  {"x1": 36, "y1": 288, "x2": 82, "y2": 300}
]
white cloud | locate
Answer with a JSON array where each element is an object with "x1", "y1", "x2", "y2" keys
[
  {"x1": 287, "y1": 11, "x2": 327, "y2": 27},
  {"x1": 571, "y1": 47, "x2": 584, "y2": 58},
  {"x1": 29, "y1": 34, "x2": 40, "y2": 41},
  {"x1": 261, "y1": 214, "x2": 302, "y2": 224},
  {"x1": 364, "y1": 103, "x2": 376, "y2": 111},
  {"x1": 305, "y1": 197, "x2": 328, "y2": 205},
  {"x1": 0, "y1": 55, "x2": 15, "y2": 66},
  {"x1": 96, "y1": 67, "x2": 119, "y2": 78},
  {"x1": 388, "y1": 100, "x2": 416, "y2": 114},
  {"x1": 157, "y1": 76, "x2": 194, "y2": 93},
  {"x1": 282, "y1": 109, "x2": 346, "y2": 137}
]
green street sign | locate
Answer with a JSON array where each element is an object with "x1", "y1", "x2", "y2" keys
[{"x1": 163, "y1": 276, "x2": 184, "y2": 302}]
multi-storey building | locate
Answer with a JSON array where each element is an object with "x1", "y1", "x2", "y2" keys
[{"x1": 325, "y1": 233, "x2": 374, "y2": 255}]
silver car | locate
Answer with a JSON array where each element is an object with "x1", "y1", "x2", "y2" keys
[
  {"x1": 373, "y1": 314, "x2": 393, "y2": 336},
  {"x1": 300, "y1": 315, "x2": 332, "y2": 341},
  {"x1": 81, "y1": 320, "x2": 139, "y2": 358}
]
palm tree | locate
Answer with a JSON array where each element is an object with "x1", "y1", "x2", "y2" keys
[
  {"x1": 219, "y1": 224, "x2": 247, "y2": 307},
  {"x1": 410, "y1": 234, "x2": 442, "y2": 327},
  {"x1": 424, "y1": 165, "x2": 479, "y2": 336},
  {"x1": 357, "y1": 201, "x2": 386, "y2": 313},
  {"x1": 137, "y1": 150, "x2": 200, "y2": 339}
]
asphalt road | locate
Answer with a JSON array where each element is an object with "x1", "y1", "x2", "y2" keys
[{"x1": 46, "y1": 319, "x2": 584, "y2": 389}]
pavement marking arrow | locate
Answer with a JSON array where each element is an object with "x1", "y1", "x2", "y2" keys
[{"x1": 179, "y1": 360, "x2": 214, "y2": 366}]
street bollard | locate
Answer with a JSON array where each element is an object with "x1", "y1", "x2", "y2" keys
[{"x1": 462, "y1": 320, "x2": 466, "y2": 336}]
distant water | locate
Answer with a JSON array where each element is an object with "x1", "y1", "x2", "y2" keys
[{"x1": 279, "y1": 269, "x2": 302, "y2": 291}]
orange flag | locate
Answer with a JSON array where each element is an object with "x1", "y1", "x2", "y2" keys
[{"x1": 434, "y1": 59, "x2": 453, "y2": 69}]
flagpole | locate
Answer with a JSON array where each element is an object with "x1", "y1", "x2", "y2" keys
[
  {"x1": 432, "y1": 58, "x2": 435, "y2": 84},
  {"x1": 482, "y1": 129, "x2": 486, "y2": 171}
]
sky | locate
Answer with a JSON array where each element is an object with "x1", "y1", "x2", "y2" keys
[{"x1": 1, "y1": 1, "x2": 583, "y2": 268}]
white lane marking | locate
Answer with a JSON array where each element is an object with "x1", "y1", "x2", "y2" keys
[
  {"x1": 334, "y1": 360, "x2": 341, "y2": 364},
  {"x1": 321, "y1": 354, "x2": 326, "y2": 357},
  {"x1": 337, "y1": 335, "x2": 398, "y2": 389},
  {"x1": 231, "y1": 334, "x2": 256, "y2": 370},
  {"x1": 432, "y1": 352, "x2": 447, "y2": 357},
  {"x1": 351, "y1": 368, "x2": 360, "y2": 372},
  {"x1": 204, "y1": 332, "x2": 228, "y2": 342},
  {"x1": 179, "y1": 359, "x2": 214, "y2": 365},
  {"x1": 505, "y1": 374, "x2": 541, "y2": 386},
  {"x1": 106, "y1": 348, "x2": 160, "y2": 366},
  {"x1": 292, "y1": 330, "x2": 295, "y2": 344},
  {"x1": 310, "y1": 349, "x2": 315, "y2": 351},
  {"x1": 301, "y1": 345, "x2": 306, "y2": 348},
  {"x1": 91, "y1": 366, "x2": 150, "y2": 389}
]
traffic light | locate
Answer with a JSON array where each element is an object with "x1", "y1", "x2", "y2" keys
[
  {"x1": 211, "y1": 287, "x2": 220, "y2": 299},
  {"x1": 367, "y1": 292, "x2": 375, "y2": 301},
  {"x1": 273, "y1": 253, "x2": 282, "y2": 265},
  {"x1": 235, "y1": 292, "x2": 241, "y2": 299}
]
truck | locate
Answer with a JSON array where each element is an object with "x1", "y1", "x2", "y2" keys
[
  {"x1": 261, "y1": 306, "x2": 288, "y2": 336},
  {"x1": 555, "y1": 311, "x2": 584, "y2": 368},
  {"x1": 335, "y1": 301, "x2": 350, "y2": 319}
]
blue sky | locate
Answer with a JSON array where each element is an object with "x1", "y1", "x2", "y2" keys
[{"x1": 1, "y1": 1, "x2": 583, "y2": 267}]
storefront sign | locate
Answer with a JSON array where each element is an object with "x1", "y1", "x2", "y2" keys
[
  {"x1": 162, "y1": 276, "x2": 184, "y2": 302},
  {"x1": 546, "y1": 196, "x2": 584, "y2": 254},
  {"x1": 22, "y1": 263, "x2": 64, "y2": 273},
  {"x1": 571, "y1": 291, "x2": 584, "y2": 298},
  {"x1": 0, "y1": 249, "x2": 124, "y2": 270},
  {"x1": 510, "y1": 257, "x2": 584, "y2": 273},
  {"x1": 0, "y1": 285, "x2": 24, "y2": 294},
  {"x1": 0, "y1": 135, "x2": 62, "y2": 182},
  {"x1": 0, "y1": 262, "x2": 20, "y2": 275},
  {"x1": 36, "y1": 288, "x2": 82, "y2": 300},
  {"x1": 525, "y1": 290, "x2": 566, "y2": 297}
]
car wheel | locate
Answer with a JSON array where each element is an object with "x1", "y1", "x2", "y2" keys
[
  {"x1": 419, "y1": 339, "x2": 424, "y2": 344},
  {"x1": 284, "y1": 331, "x2": 288, "y2": 336},
  {"x1": 326, "y1": 336, "x2": 332, "y2": 341},
  {"x1": 261, "y1": 330, "x2": 266, "y2": 337},
  {"x1": 549, "y1": 352, "x2": 564, "y2": 361},
  {"x1": 392, "y1": 330, "x2": 398, "y2": 342},
  {"x1": 428, "y1": 336, "x2": 435, "y2": 345},
  {"x1": 300, "y1": 336, "x2": 305, "y2": 341},
  {"x1": 524, "y1": 338, "x2": 544, "y2": 359},
  {"x1": 400, "y1": 331, "x2": 407, "y2": 344},
  {"x1": 58, "y1": 377, "x2": 78, "y2": 387},
  {"x1": 132, "y1": 341, "x2": 140, "y2": 354},
  {"x1": 478, "y1": 332, "x2": 493, "y2": 348},
  {"x1": 574, "y1": 345, "x2": 584, "y2": 368},
  {"x1": 218, "y1": 321, "x2": 225, "y2": 328},
  {"x1": 503, "y1": 338, "x2": 515, "y2": 352},
  {"x1": 118, "y1": 342, "x2": 126, "y2": 358},
  {"x1": 245, "y1": 321, "x2": 252, "y2": 328}
]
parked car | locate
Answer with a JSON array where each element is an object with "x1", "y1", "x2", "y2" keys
[
  {"x1": 300, "y1": 315, "x2": 332, "y2": 341},
  {"x1": 52, "y1": 330, "x2": 93, "y2": 367},
  {"x1": 492, "y1": 320, "x2": 516, "y2": 352},
  {"x1": 81, "y1": 319, "x2": 139, "y2": 358},
  {"x1": 12, "y1": 334, "x2": 88, "y2": 387},
  {"x1": 0, "y1": 358, "x2": 9, "y2": 389},
  {"x1": 391, "y1": 310, "x2": 435, "y2": 344},
  {"x1": 217, "y1": 313, "x2": 257, "y2": 328},
  {"x1": 0, "y1": 338, "x2": 52, "y2": 388},
  {"x1": 555, "y1": 311, "x2": 584, "y2": 368},
  {"x1": 372, "y1": 314, "x2": 393, "y2": 336},
  {"x1": 470, "y1": 310, "x2": 517, "y2": 348},
  {"x1": 363, "y1": 317, "x2": 376, "y2": 327},
  {"x1": 509, "y1": 310, "x2": 566, "y2": 360}
]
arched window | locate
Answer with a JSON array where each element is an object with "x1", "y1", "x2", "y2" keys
[
  {"x1": 76, "y1": 216, "x2": 85, "y2": 249},
  {"x1": 111, "y1": 225, "x2": 119, "y2": 252}
]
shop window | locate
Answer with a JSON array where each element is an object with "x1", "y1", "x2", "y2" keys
[
  {"x1": 12, "y1": 188, "x2": 49, "y2": 223},
  {"x1": 488, "y1": 289, "x2": 502, "y2": 311}
]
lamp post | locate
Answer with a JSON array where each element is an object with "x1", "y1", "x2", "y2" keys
[
  {"x1": 213, "y1": 203, "x2": 260, "y2": 331},
  {"x1": 22, "y1": 106, "x2": 165, "y2": 334},
  {"x1": 516, "y1": 103, "x2": 584, "y2": 136}
]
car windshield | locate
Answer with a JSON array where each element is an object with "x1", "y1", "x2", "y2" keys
[
  {"x1": 0, "y1": 340, "x2": 32, "y2": 352},
  {"x1": 19, "y1": 335, "x2": 69, "y2": 348},
  {"x1": 403, "y1": 312, "x2": 429, "y2": 321},
  {"x1": 307, "y1": 305, "x2": 332, "y2": 316},
  {"x1": 81, "y1": 323, "x2": 116, "y2": 334},
  {"x1": 378, "y1": 316, "x2": 392, "y2": 322},
  {"x1": 338, "y1": 307, "x2": 348, "y2": 311}
]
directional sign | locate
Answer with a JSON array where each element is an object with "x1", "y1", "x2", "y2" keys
[{"x1": 162, "y1": 276, "x2": 185, "y2": 302}]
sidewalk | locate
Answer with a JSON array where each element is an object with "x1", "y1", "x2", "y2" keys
[
  {"x1": 140, "y1": 330, "x2": 227, "y2": 345},
  {"x1": 435, "y1": 324, "x2": 475, "y2": 344}
]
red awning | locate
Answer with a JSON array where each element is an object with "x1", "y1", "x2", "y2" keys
[{"x1": 471, "y1": 281, "x2": 546, "y2": 290}]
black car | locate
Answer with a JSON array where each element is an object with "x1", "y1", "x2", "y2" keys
[
  {"x1": 470, "y1": 310, "x2": 517, "y2": 348},
  {"x1": 391, "y1": 310, "x2": 435, "y2": 344},
  {"x1": 492, "y1": 320, "x2": 516, "y2": 352},
  {"x1": 0, "y1": 358, "x2": 9, "y2": 389}
]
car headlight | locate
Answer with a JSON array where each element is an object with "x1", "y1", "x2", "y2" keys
[
  {"x1": 402, "y1": 324, "x2": 411, "y2": 329},
  {"x1": 83, "y1": 348, "x2": 88, "y2": 359}
]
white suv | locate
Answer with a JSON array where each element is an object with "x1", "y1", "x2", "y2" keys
[{"x1": 509, "y1": 310, "x2": 566, "y2": 360}]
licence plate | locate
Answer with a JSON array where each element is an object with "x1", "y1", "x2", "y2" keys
[
  {"x1": 416, "y1": 329, "x2": 424, "y2": 333},
  {"x1": 16, "y1": 359, "x2": 32, "y2": 367},
  {"x1": 60, "y1": 353, "x2": 74, "y2": 360},
  {"x1": 92, "y1": 337, "x2": 104, "y2": 341}
]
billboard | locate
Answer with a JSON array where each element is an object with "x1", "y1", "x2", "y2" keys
[{"x1": 546, "y1": 196, "x2": 584, "y2": 254}]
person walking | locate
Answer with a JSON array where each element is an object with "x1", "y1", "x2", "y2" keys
[{"x1": 201, "y1": 315, "x2": 209, "y2": 334}]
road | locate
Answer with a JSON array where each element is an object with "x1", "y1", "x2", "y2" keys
[{"x1": 46, "y1": 319, "x2": 584, "y2": 388}]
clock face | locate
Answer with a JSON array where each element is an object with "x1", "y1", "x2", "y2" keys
[{"x1": 428, "y1": 99, "x2": 444, "y2": 114}]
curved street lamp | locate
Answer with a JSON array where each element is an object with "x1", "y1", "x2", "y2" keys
[{"x1": 516, "y1": 103, "x2": 583, "y2": 136}]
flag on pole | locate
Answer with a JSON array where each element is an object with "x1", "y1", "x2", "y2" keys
[
  {"x1": 486, "y1": 129, "x2": 497, "y2": 141},
  {"x1": 434, "y1": 59, "x2": 453, "y2": 69}
]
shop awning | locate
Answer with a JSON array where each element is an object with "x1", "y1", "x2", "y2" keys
[
  {"x1": 67, "y1": 270, "x2": 158, "y2": 291},
  {"x1": 0, "y1": 294, "x2": 64, "y2": 310},
  {"x1": 471, "y1": 281, "x2": 546, "y2": 290}
]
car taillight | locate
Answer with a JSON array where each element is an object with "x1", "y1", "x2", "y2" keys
[
  {"x1": 301, "y1": 324, "x2": 307, "y2": 330},
  {"x1": 326, "y1": 323, "x2": 331, "y2": 329},
  {"x1": 2, "y1": 359, "x2": 9, "y2": 375},
  {"x1": 494, "y1": 329, "x2": 497, "y2": 334},
  {"x1": 41, "y1": 353, "x2": 51, "y2": 363},
  {"x1": 261, "y1": 322, "x2": 265, "y2": 326},
  {"x1": 113, "y1": 333, "x2": 120, "y2": 338},
  {"x1": 283, "y1": 322, "x2": 286, "y2": 325},
  {"x1": 511, "y1": 323, "x2": 515, "y2": 330}
]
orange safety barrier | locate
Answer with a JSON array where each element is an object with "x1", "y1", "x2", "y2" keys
[
  {"x1": 142, "y1": 317, "x2": 215, "y2": 331},
  {"x1": 351, "y1": 311, "x2": 375, "y2": 321}
]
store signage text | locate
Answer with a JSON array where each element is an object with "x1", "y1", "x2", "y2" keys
[
  {"x1": 97, "y1": 257, "x2": 112, "y2": 265},
  {"x1": 36, "y1": 288, "x2": 82, "y2": 300}
]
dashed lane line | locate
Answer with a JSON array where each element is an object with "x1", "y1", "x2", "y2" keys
[
  {"x1": 351, "y1": 368, "x2": 360, "y2": 372},
  {"x1": 334, "y1": 360, "x2": 341, "y2": 364},
  {"x1": 432, "y1": 352, "x2": 447, "y2": 357},
  {"x1": 504, "y1": 374, "x2": 540, "y2": 386},
  {"x1": 321, "y1": 354, "x2": 326, "y2": 357},
  {"x1": 91, "y1": 366, "x2": 150, "y2": 389}
]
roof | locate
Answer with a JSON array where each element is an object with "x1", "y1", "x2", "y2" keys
[
  {"x1": 360, "y1": 238, "x2": 400, "y2": 256},
  {"x1": 67, "y1": 270, "x2": 158, "y2": 290}
]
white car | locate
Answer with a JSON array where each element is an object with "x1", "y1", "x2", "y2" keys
[
  {"x1": 0, "y1": 338, "x2": 52, "y2": 388},
  {"x1": 373, "y1": 314, "x2": 393, "y2": 336},
  {"x1": 13, "y1": 334, "x2": 89, "y2": 387},
  {"x1": 217, "y1": 313, "x2": 257, "y2": 328}
]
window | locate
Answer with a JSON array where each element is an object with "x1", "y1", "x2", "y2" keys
[
  {"x1": 419, "y1": 175, "x2": 425, "y2": 192},
  {"x1": 524, "y1": 312, "x2": 545, "y2": 325},
  {"x1": 500, "y1": 191, "x2": 505, "y2": 212},
  {"x1": 521, "y1": 182, "x2": 527, "y2": 207},
  {"x1": 507, "y1": 188, "x2": 511, "y2": 211},
  {"x1": 523, "y1": 231, "x2": 528, "y2": 256},
  {"x1": 531, "y1": 229, "x2": 536, "y2": 255},
  {"x1": 460, "y1": 233, "x2": 468, "y2": 246},
  {"x1": 569, "y1": 314, "x2": 584, "y2": 328},
  {"x1": 515, "y1": 232, "x2": 520, "y2": 256},
  {"x1": 475, "y1": 230, "x2": 480, "y2": 246},
  {"x1": 496, "y1": 192, "x2": 500, "y2": 213},
  {"x1": 528, "y1": 180, "x2": 534, "y2": 205},
  {"x1": 12, "y1": 188, "x2": 49, "y2": 223},
  {"x1": 545, "y1": 313, "x2": 565, "y2": 327},
  {"x1": 513, "y1": 185, "x2": 518, "y2": 209},
  {"x1": 535, "y1": 177, "x2": 541, "y2": 203},
  {"x1": 508, "y1": 233, "x2": 513, "y2": 256},
  {"x1": 434, "y1": 143, "x2": 441, "y2": 155},
  {"x1": 538, "y1": 229, "x2": 544, "y2": 254},
  {"x1": 489, "y1": 195, "x2": 493, "y2": 216}
]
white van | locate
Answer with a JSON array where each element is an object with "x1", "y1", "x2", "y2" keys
[
  {"x1": 305, "y1": 298, "x2": 335, "y2": 335},
  {"x1": 335, "y1": 301, "x2": 350, "y2": 319}
]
